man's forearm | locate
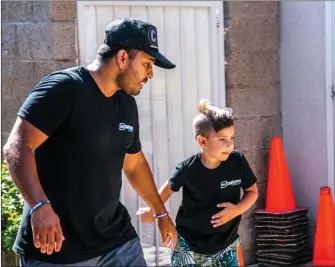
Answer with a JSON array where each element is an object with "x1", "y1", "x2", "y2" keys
[
  {"x1": 125, "y1": 161, "x2": 167, "y2": 214},
  {"x1": 3, "y1": 144, "x2": 48, "y2": 208}
]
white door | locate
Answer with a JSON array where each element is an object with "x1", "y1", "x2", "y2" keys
[{"x1": 77, "y1": 1, "x2": 225, "y2": 265}]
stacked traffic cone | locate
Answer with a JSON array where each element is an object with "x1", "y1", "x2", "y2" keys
[
  {"x1": 313, "y1": 186, "x2": 335, "y2": 266},
  {"x1": 254, "y1": 137, "x2": 312, "y2": 266}
]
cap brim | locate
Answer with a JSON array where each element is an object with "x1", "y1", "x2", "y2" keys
[{"x1": 146, "y1": 50, "x2": 176, "y2": 69}]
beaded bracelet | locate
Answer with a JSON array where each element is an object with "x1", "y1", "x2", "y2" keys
[{"x1": 154, "y1": 211, "x2": 169, "y2": 219}]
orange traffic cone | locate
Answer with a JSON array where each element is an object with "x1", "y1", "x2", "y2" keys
[
  {"x1": 265, "y1": 136, "x2": 296, "y2": 212},
  {"x1": 254, "y1": 136, "x2": 311, "y2": 266},
  {"x1": 313, "y1": 186, "x2": 335, "y2": 266}
]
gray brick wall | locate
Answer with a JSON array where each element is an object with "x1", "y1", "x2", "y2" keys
[
  {"x1": 225, "y1": 1, "x2": 280, "y2": 264},
  {"x1": 1, "y1": 1, "x2": 77, "y2": 147}
]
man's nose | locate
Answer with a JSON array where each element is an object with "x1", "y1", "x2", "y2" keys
[{"x1": 147, "y1": 66, "x2": 153, "y2": 79}]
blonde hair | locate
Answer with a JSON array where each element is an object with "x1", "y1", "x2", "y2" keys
[{"x1": 193, "y1": 98, "x2": 234, "y2": 138}]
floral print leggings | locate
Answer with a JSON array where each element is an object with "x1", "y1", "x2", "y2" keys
[{"x1": 171, "y1": 233, "x2": 244, "y2": 267}]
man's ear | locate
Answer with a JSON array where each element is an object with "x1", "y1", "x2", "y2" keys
[
  {"x1": 116, "y1": 49, "x2": 130, "y2": 70},
  {"x1": 196, "y1": 135, "x2": 207, "y2": 148}
]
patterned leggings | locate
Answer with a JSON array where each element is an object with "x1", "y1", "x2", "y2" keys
[{"x1": 171, "y1": 233, "x2": 244, "y2": 267}]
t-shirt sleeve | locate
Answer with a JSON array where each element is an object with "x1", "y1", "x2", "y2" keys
[
  {"x1": 126, "y1": 123, "x2": 141, "y2": 154},
  {"x1": 241, "y1": 154, "x2": 257, "y2": 189},
  {"x1": 168, "y1": 163, "x2": 189, "y2": 192},
  {"x1": 17, "y1": 73, "x2": 75, "y2": 136},
  {"x1": 126, "y1": 101, "x2": 142, "y2": 154}
]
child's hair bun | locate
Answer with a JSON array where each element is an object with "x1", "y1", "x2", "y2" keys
[{"x1": 198, "y1": 98, "x2": 210, "y2": 113}]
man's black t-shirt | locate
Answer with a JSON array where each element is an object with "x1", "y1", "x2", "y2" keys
[
  {"x1": 13, "y1": 66, "x2": 141, "y2": 263},
  {"x1": 168, "y1": 151, "x2": 257, "y2": 254}
]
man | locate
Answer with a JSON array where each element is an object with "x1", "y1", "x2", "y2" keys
[{"x1": 3, "y1": 18, "x2": 177, "y2": 266}]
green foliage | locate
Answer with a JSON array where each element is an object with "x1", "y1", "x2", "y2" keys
[{"x1": 1, "y1": 161, "x2": 23, "y2": 252}]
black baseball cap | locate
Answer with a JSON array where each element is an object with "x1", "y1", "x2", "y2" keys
[{"x1": 104, "y1": 18, "x2": 176, "y2": 69}]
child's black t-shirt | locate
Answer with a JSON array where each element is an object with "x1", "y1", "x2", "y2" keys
[{"x1": 168, "y1": 150, "x2": 257, "y2": 254}]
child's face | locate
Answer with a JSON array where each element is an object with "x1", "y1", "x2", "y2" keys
[{"x1": 198, "y1": 125, "x2": 235, "y2": 161}]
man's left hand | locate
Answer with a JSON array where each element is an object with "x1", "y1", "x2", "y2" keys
[
  {"x1": 157, "y1": 215, "x2": 177, "y2": 249},
  {"x1": 211, "y1": 202, "x2": 240, "y2": 228}
]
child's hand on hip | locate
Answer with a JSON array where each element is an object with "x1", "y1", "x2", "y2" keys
[{"x1": 211, "y1": 202, "x2": 240, "y2": 227}]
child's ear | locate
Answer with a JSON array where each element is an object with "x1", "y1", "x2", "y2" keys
[{"x1": 196, "y1": 135, "x2": 207, "y2": 148}]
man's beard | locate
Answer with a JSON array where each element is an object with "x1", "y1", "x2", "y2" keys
[{"x1": 116, "y1": 65, "x2": 141, "y2": 96}]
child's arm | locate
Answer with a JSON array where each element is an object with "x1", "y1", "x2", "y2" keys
[
  {"x1": 158, "y1": 180, "x2": 174, "y2": 203},
  {"x1": 235, "y1": 183, "x2": 258, "y2": 214},
  {"x1": 136, "y1": 180, "x2": 174, "y2": 224},
  {"x1": 211, "y1": 184, "x2": 258, "y2": 228}
]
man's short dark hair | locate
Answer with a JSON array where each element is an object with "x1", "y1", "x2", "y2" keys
[{"x1": 96, "y1": 44, "x2": 138, "y2": 64}]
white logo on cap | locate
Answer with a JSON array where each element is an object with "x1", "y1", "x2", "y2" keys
[{"x1": 148, "y1": 27, "x2": 157, "y2": 45}]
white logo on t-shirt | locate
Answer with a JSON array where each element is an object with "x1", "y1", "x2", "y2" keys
[
  {"x1": 119, "y1": 123, "x2": 133, "y2": 133},
  {"x1": 221, "y1": 179, "x2": 241, "y2": 189}
]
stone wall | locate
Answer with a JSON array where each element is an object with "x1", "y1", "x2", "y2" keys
[
  {"x1": 224, "y1": 1, "x2": 281, "y2": 264},
  {"x1": 1, "y1": 1, "x2": 77, "y2": 147}
]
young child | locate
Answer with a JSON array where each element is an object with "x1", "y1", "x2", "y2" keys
[{"x1": 137, "y1": 99, "x2": 258, "y2": 266}]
